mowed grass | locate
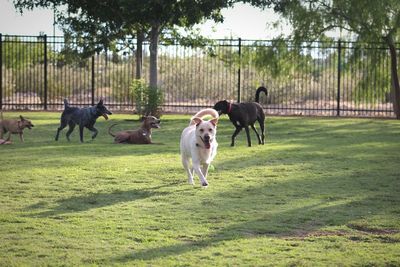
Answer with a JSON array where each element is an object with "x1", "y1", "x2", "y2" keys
[{"x1": 0, "y1": 111, "x2": 399, "y2": 266}]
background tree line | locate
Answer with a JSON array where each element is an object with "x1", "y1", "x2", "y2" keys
[
  {"x1": 1, "y1": 35, "x2": 393, "y2": 117},
  {"x1": 9, "y1": 0, "x2": 400, "y2": 118}
]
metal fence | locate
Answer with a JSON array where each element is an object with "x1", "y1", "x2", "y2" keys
[{"x1": 0, "y1": 34, "x2": 397, "y2": 117}]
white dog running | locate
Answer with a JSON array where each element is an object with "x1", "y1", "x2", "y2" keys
[{"x1": 180, "y1": 108, "x2": 219, "y2": 186}]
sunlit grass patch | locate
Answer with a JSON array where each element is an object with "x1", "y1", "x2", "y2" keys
[{"x1": 0, "y1": 112, "x2": 399, "y2": 266}]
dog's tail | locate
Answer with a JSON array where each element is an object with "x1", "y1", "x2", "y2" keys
[
  {"x1": 63, "y1": 98, "x2": 69, "y2": 109},
  {"x1": 189, "y1": 108, "x2": 219, "y2": 126},
  {"x1": 108, "y1": 123, "x2": 118, "y2": 137},
  {"x1": 255, "y1": 86, "x2": 268, "y2": 103}
]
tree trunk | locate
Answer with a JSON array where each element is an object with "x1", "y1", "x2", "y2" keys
[
  {"x1": 387, "y1": 38, "x2": 400, "y2": 119},
  {"x1": 135, "y1": 30, "x2": 144, "y2": 80},
  {"x1": 149, "y1": 23, "x2": 160, "y2": 89}
]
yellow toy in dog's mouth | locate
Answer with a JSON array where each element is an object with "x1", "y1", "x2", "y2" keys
[{"x1": 102, "y1": 114, "x2": 109, "y2": 120}]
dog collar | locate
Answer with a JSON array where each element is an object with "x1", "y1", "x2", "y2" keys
[
  {"x1": 196, "y1": 143, "x2": 211, "y2": 150},
  {"x1": 227, "y1": 102, "x2": 232, "y2": 114}
]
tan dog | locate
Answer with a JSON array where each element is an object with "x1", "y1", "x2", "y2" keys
[
  {"x1": 0, "y1": 113, "x2": 34, "y2": 143},
  {"x1": 108, "y1": 116, "x2": 161, "y2": 144}
]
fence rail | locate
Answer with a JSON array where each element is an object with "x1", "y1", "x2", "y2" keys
[{"x1": 0, "y1": 34, "x2": 397, "y2": 117}]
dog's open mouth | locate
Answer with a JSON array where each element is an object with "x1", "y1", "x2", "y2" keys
[
  {"x1": 201, "y1": 136, "x2": 211, "y2": 149},
  {"x1": 151, "y1": 122, "x2": 161, "y2": 128},
  {"x1": 102, "y1": 114, "x2": 109, "y2": 120},
  {"x1": 204, "y1": 141, "x2": 211, "y2": 149}
]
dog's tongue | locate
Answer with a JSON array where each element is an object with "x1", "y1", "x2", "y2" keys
[
  {"x1": 204, "y1": 142, "x2": 211, "y2": 149},
  {"x1": 102, "y1": 114, "x2": 109, "y2": 120}
]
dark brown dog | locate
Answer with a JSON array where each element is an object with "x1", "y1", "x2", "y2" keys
[
  {"x1": 108, "y1": 116, "x2": 161, "y2": 144},
  {"x1": 0, "y1": 114, "x2": 34, "y2": 143},
  {"x1": 213, "y1": 86, "x2": 268, "y2": 147}
]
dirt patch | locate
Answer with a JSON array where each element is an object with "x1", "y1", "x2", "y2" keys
[
  {"x1": 279, "y1": 229, "x2": 350, "y2": 240},
  {"x1": 347, "y1": 224, "x2": 400, "y2": 235},
  {"x1": 276, "y1": 225, "x2": 400, "y2": 242}
]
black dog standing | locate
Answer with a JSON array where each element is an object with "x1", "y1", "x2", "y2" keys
[
  {"x1": 213, "y1": 87, "x2": 268, "y2": 147},
  {"x1": 55, "y1": 99, "x2": 112, "y2": 143}
]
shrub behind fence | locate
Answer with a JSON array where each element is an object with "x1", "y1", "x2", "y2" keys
[{"x1": 0, "y1": 34, "x2": 397, "y2": 117}]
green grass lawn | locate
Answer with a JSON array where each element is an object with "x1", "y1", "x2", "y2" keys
[{"x1": 0, "y1": 112, "x2": 399, "y2": 266}]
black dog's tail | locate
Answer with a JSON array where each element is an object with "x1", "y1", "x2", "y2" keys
[
  {"x1": 255, "y1": 86, "x2": 268, "y2": 103},
  {"x1": 108, "y1": 123, "x2": 118, "y2": 137},
  {"x1": 63, "y1": 98, "x2": 69, "y2": 109}
]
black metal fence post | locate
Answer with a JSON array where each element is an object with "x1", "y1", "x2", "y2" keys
[
  {"x1": 0, "y1": 34, "x2": 395, "y2": 117},
  {"x1": 0, "y1": 33, "x2": 2, "y2": 110},
  {"x1": 43, "y1": 34, "x2": 48, "y2": 110},
  {"x1": 337, "y1": 39, "x2": 341, "y2": 116},
  {"x1": 91, "y1": 55, "x2": 95, "y2": 106},
  {"x1": 237, "y1": 38, "x2": 242, "y2": 103}
]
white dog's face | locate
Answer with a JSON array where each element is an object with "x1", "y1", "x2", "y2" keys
[{"x1": 192, "y1": 118, "x2": 218, "y2": 149}]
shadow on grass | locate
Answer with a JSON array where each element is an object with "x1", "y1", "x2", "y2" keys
[
  {"x1": 25, "y1": 184, "x2": 174, "y2": 218},
  {"x1": 109, "y1": 140, "x2": 399, "y2": 264},
  {"x1": 112, "y1": 194, "x2": 391, "y2": 263},
  {"x1": 216, "y1": 118, "x2": 400, "y2": 171},
  {"x1": 3, "y1": 115, "x2": 398, "y2": 264}
]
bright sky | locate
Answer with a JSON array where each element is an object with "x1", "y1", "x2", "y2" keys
[
  {"x1": 0, "y1": 0, "x2": 62, "y2": 36},
  {"x1": 0, "y1": 0, "x2": 290, "y2": 39},
  {"x1": 197, "y1": 3, "x2": 291, "y2": 39}
]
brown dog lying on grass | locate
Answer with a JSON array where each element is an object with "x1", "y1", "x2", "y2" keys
[
  {"x1": 0, "y1": 113, "x2": 34, "y2": 144},
  {"x1": 108, "y1": 116, "x2": 161, "y2": 144}
]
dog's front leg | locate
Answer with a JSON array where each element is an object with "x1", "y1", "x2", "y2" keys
[
  {"x1": 19, "y1": 133, "x2": 24, "y2": 143},
  {"x1": 201, "y1": 163, "x2": 210, "y2": 181},
  {"x1": 79, "y1": 125, "x2": 85, "y2": 143},
  {"x1": 182, "y1": 157, "x2": 194, "y2": 185},
  {"x1": 192, "y1": 162, "x2": 208, "y2": 187}
]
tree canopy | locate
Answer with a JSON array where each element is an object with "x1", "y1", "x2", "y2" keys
[
  {"x1": 13, "y1": 0, "x2": 233, "y2": 88},
  {"x1": 13, "y1": 0, "x2": 229, "y2": 50},
  {"x1": 245, "y1": 0, "x2": 400, "y2": 118}
]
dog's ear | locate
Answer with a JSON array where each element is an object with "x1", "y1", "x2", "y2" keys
[
  {"x1": 192, "y1": 117, "x2": 203, "y2": 126},
  {"x1": 210, "y1": 118, "x2": 218, "y2": 126},
  {"x1": 97, "y1": 98, "x2": 104, "y2": 106},
  {"x1": 19, "y1": 115, "x2": 25, "y2": 121}
]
